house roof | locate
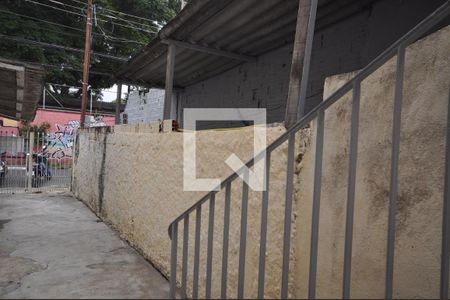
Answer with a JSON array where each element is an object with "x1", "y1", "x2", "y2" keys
[
  {"x1": 41, "y1": 93, "x2": 124, "y2": 115},
  {"x1": 0, "y1": 58, "x2": 45, "y2": 121},
  {"x1": 116, "y1": 0, "x2": 375, "y2": 89}
]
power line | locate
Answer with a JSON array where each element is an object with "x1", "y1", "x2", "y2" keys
[
  {"x1": 0, "y1": 34, "x2": 128, "y2": 61},
  {"x1": 0, "y1": 13, "x2": 84, "y2": 40},
  {"x1": 25, "y1": 0, "x2": 157, "y2": 35},
  {"x1": 94, "y1": 15, "x2": 157, "y2": 35},
  {"x1": 94, "y1": 8, "x2": 157, "y2": 30},
  {"x1": 24, "y1": 0, "x2": 86, "y2": 17},
  {"x1": 43, "y1": 0, "x2": 157, "y2": 31},
  {"x1": 95, "y1": 22, "x2": 147, "y2": 45},
  {"x1": 2, "y1": 59, "x2": 112, "y2": 76},
  {"x1": 48, "y1": 66, "x2": 110, "y2": 76},
  {"x1": 68, "y1": 0, "x2": 160, "y2": 24},
  {"x1": 0, "y1": 9, "x2": 100, "y2": 37},
  {"x1": 0, "y1": 9, "x2": 147, "y2": 46},
  {"x1": 45, "y1": 0, "x2": 87, "y2": 12}
]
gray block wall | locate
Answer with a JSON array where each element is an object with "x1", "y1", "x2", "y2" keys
[{"x1": 122, "y1": 89, "x2": 165, "y2": 124}]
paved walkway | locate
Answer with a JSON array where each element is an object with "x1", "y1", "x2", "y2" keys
[{"x1": 0, "y1": 192, "x2": 170, "y2": 299}]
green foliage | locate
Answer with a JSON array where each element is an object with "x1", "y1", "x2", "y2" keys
[
  {"x1": 19, "y1": 120, "x2": 51, "y2": 136},
  {"x1": 0, "y1": 0, "x2": 180, "y2": 92},
  {"x1": 19, "y1": 121, "x2": 51, "y2": 146}
]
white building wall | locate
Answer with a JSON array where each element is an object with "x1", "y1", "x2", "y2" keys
[{"x1": 122, "y1": 89, "x2": 165, "y2": 124}]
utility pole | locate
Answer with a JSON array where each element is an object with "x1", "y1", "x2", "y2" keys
[
  {"x1": 80, "y1": 0, "x2": 93, "y2": 128},
  {"x1": 115, "y1": 83, "x2": 122, "y2": 125}
]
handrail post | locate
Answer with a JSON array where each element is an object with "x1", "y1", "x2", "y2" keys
[
  {"x1": 385, "y1": 45, "x2": 406, "y2": 299},
  {"x1": 170, "y1": 222, "x2": 178, "y2": 299}
]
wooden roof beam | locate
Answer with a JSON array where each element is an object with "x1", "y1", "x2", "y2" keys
[{"x1": 161, "y1": 39, "x2": 256, "y2": 62}]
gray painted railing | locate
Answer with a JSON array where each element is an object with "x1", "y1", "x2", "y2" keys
[{"x1": 168, "y1": 2, "x2": 450, "y2": 298}]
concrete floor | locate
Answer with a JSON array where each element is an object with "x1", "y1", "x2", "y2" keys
[{"x1": 0, "y1": 192, "x2": 170, "y2": 299}]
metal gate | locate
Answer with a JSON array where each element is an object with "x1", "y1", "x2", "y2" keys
[{"x1": 0, "y1": 129, "x2": 72, "y2": 193}]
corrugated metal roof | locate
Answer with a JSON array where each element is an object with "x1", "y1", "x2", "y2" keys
[
  {"x1": 0, "y1": 58, "x2": 45, "y2": 121},
  {"x1": 116, "y1": 0, "x2": 375, "y2": 88}
]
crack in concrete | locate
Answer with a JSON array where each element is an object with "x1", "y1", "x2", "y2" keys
[{"x1": 0, "y1": 219, "x2": 11, "y2": 231}]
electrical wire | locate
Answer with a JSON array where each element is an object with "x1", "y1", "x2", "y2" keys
[
  {"x1": 44, "y1": 64, "x2": 113, "y2": 76},
  {"x1": 94, "y1": 8, "x2": 157, "y2": 30},
  {"x1": 24, "y1": 0, "x2": 86, "y2": 17},
  {"x1": 0, "y1": 9, "x2": 102, "y2": 38},
  {"x1": 95, "y1": 22, "x2": 147, "y2": 45},
  {"x1": 42, "y1": 0, "x2": 155, "y2": 30},
  {"x1": 67, "y1": 0, "x2": 160, "y2": 24},
  {"x1": 0, "y1": 9, "x2": 148, "y2": 47},
  {"x1": 25, "y1": 0, "x2": 157, "y2": 35},
  {"x1": 45, "y1": 0, "x2": 86, "y2": 12},
  {"x1": 0, "y1": 33, "x2": 128, "y2": 61},
  {"x1": 94, "y1": 16, "x2": 156, "y2": 35}
]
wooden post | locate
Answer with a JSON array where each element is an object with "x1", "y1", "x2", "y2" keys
[
  {"x1": 284, "y1": 0, "x2": 317, "y2": 129},
  {"x1": 115, "y1": 83, "x2": 122, "y2": 125},
  {"x1": 163, "y1": 43, "x2": 176, "y2": 120},
  {"x1": 80, "y1": 0, "x2": 93, "y2": 128}
]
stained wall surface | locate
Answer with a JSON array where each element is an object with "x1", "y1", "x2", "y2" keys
[
  {"x1": 73, "y1": 24, "x2": 450, "y2": 299},
  {"x1": 293, "y1": 25, "x2": 450, "y2": 299},
  {"x1": 73, "y1": 124, "x2": 308, "y2": 298}
]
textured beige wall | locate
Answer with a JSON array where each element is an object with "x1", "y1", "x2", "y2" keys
[
  {"x1": 293, "y1": 25, "x2": 450, "y2": 298},
  {"x1": 73, "y1": 123, "x2": 310, "y2": 298},
  {"x1": 73, "y1": 25, "x2": 449, "y2": 299}
]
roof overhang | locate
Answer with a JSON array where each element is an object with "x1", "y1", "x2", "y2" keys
[
  {"x1": 116, "y1": 0, "x2": 376, "y2": 89},
  {"x1": 0, "y1": 58, "x2": 45, "y2": 121}
]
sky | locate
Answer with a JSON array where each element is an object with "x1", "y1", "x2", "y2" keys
[{"x1": 101, "y1": 84, "x2": 128, "y2": 102}]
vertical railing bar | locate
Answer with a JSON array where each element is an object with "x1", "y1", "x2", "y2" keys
[
  {"x1": 38, "y1": 131, "x2": 41, "y2": 191},
  {"x1": 440, "y1": 85, "x2": 450, "y2": 300},
  {"x1": 281, "y1": 132, "x2": 296, "y2": 299},
  {"x1": 5, "y1": 131, "x2": 8, "y2": 192},
  {"x1": 0, "y1": 130, "x2": 3, "y2": 193},
  {"x1": 193, "y1": 205, "x2": 202, "y2": 299},
  {"x1": 308, "y1": 110, "x2": 325, "y2": 299},
  {"x1": 15, "y1": 133, "x2": 19, "y2": 193},
  {"x1": 237, "y1": 169, "x2": 249, "y2": 299},
  {"x1": 385, "y1": 45, "x2": 405, "y2": 299},
  {"x1": 170, "y1": 222, "x2": 178, "y2": 299},
  {"x1": 205, "y1": 194, "x2": 215, "y2": 299},
  {"x1": 342, "y1": 80, "x2": 361, "y2": 298},
  {"x1": 181, "y1": 215, "x2": 189, "y2": 299},
  {"x1": 2, "y1": 131, "x2": 5, "y2": 193},
  {"x1": 4, "y1": 130, "x2": 7, "y2": 192},
  {"x1": 221, "y1": 182, "x2": 231, "y2": 299},
  {"x1": 257, "y1": 152, "x2": 271, "y2": 299},
  {"x1": 27, "y1": 131, "x2": 34, "y2": 193}
]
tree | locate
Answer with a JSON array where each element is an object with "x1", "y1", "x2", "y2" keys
[{"x1": 0, "y1": 0, "x2": 180, "y2": 93}]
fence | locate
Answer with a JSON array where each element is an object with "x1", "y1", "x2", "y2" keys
[{"x1": 0, "y1": 130, "x2": 72, "y2": 193}]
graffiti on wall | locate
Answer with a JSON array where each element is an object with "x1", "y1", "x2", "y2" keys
[
  {"x1": 45, "y1": 116, "x2": 106, "y2": 159},
  {"x1": 46, "y1": 123, "x2": 77, "y2": 159}
]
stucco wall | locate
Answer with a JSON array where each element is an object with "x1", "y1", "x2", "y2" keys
[
  {"x1": 73, "y1": 124, "x2": 311, "y2": 298},
  {"x1": 73, "y1": 23, "x2": 449, "y2": 300},
  {"x1": 293, "y1": 25, "x2": 450, "y2": 298}
]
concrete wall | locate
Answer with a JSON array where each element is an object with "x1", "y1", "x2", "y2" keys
[
  {"x1": 73, "y1": 124, "x2": 308, "y2": 298},
  {"x1": 73, "y1": 23, "x2": 449, "y2": 299},
  {"x1": 293, "y1": 25, "x2": 450, "y2": 298},
  {"x1": 178, "y1": 0, "x2": 446, "y2": 126}
]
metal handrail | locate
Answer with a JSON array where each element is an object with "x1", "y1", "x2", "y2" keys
[
  {"x1": 168, "y1": 1, "x2": 450, "y2": 236},
  {"x1": 168, "y1": 1, "x2": 450, "y2": 299}
]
